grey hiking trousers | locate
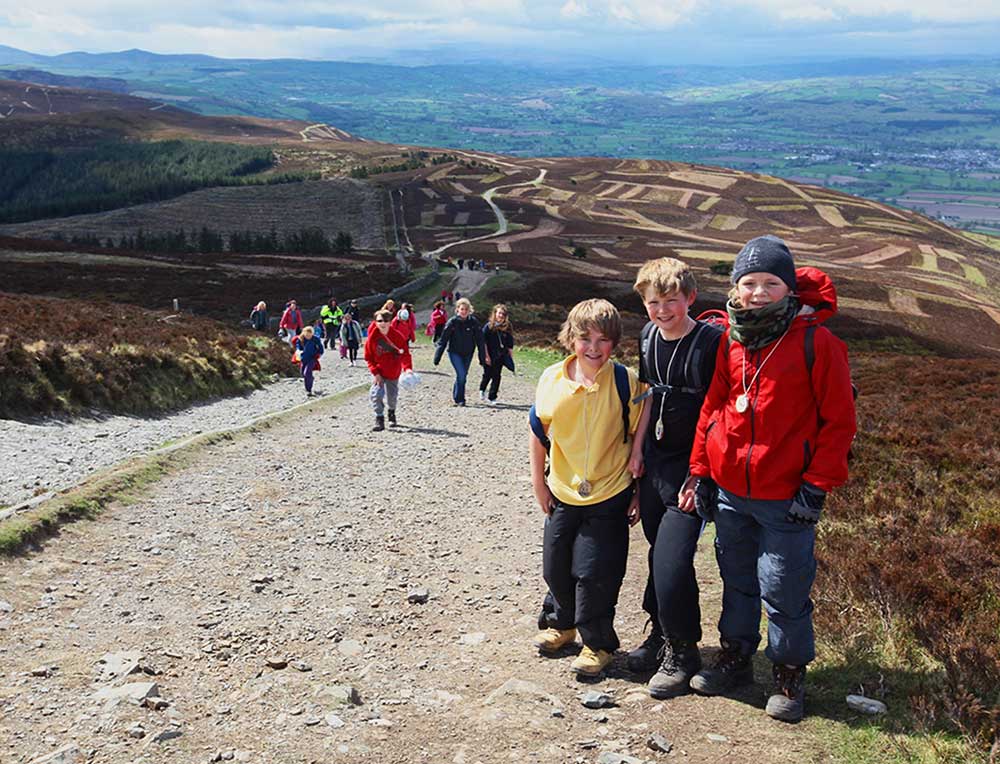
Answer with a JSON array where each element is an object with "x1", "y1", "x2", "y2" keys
[{"x1": 370, "y1": 378, "x2": 399, "y2": 417}]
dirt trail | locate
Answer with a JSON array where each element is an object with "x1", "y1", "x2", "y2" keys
[{"x1": 0, "y1": 353, "x2": 823, "y2": 764}]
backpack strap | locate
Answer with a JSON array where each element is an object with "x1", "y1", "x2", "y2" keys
[
  {"x1": 528, "y1": 404, "x2": 551, "y2": 452},
  {"x1": 632, "y1": 324, "x2": 709, "y2": 403},
  {"x1": 613, "y1": 362, "x2": 631, "y2": 444}
]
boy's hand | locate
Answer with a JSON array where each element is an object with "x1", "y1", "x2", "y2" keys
[
  {"x1": 787, "y1": 482, "x2": 826, "y2": 525},
  {"x1": 373, "y1": 374, "x2": 384, "y2": 386},
  {"x1": 679, "y1": 476, "x2": 698, "y2": 513},
  {"x1": 628, "y1": 450, "x2": 644, "y2": 479},
  {"x1": 627, "y1": 489, "x2": 641, "y2": 527},
  {"x1": 692, "y1": 478, "x2": 718, "y2": 522},
  {"x1": 534, "y1": 484, "x2": 556, "y2": 516}
]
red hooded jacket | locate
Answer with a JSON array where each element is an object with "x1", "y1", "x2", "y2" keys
[
  {"x1": 364, "y1": 323, "x2": 412, "y2": 381},
  {"x1": 689, "y1": 267, "x2": 856, "y2": 499}
]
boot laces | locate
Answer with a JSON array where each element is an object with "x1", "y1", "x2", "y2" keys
[
  {"x1": 713, "y1": 643, "x2": 747, "y2": 673},
  {"x1": 773, "y1": 664, "x2": 805, "y2": 698},
  {"x1": 657, "y1": 639, "x2": 690, "y2": 675}
]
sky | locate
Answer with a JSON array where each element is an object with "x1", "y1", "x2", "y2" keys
[{"x1": 2, "y1": 1, "x2": 1000, "y2": 66}]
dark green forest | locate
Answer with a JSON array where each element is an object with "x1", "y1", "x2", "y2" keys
[
  {"x1": 0, "y1": 140, "x2": 316, "y2": 223},
  {"x1": 61, "y1": 226, "x2": 354, "y2": 256}
]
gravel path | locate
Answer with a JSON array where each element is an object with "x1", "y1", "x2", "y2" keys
[
  {"x1": 0, "y1": 352, "x2": 820, "y2": 764},
  {"x1": 0, "y1": 355, "x2": 372, "y2": 511}
]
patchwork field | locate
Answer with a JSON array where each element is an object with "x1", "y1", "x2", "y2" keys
[{"x1": 378, "y1": 153, "x2": 1000, "y2": 354}]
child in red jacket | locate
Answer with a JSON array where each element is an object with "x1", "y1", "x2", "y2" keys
[
  {"x1": 365, "y1": 309, "x2": 412, "y2": 431},
  {"x1": 680, "y1": 235, "x2": 856, "y2": 723}
]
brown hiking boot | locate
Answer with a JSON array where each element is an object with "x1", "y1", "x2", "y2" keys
[
  {"x1": 689, "y1": 640, "x2": 753, "y2": 695},
  {"x1": 766, "y1": 664, "x2": 807, "y2": 722}
]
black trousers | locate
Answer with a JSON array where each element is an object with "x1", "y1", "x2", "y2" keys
[
  {"x1": 639, "y1": 455, "x2": 704, "y2": 643},
  {"x1": 539, "y1": 487, "x2": 632, "y2": 651},
  {"x1": 479, "y1": 363, "x2": 504, "y2": 400}
]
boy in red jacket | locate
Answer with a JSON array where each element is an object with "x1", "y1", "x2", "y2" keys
[
  {"x1": 681, "y1": 235, "x2": 856, "y2": 722},
  {"x1": 365, "y1": 310, "x2": 412, "y2": 432}
]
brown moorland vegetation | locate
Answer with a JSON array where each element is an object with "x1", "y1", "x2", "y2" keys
[
  {"x1": 817, "y1": 354, "x2": 1000, "y2": 752},
  {"x1": 0, "y1": 292, "x2": 296, "y2": 419}
]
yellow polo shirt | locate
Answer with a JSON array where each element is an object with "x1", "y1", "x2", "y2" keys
[{"x1": 535, "y1": 356, "x2": 645, "y2": 505}]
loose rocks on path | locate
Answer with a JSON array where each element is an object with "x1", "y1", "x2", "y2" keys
[{"x1": 0, "y1": 349, "x2": 816, "y2": 763}]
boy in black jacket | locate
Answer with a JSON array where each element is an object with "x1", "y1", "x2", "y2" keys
[{"x1": 626, "y1": 258, "x2": 722, "y2": 698}]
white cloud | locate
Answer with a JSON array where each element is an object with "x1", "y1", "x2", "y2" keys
[{"x1": 1, "y1": 0, "x2": 999, "y2": 61}]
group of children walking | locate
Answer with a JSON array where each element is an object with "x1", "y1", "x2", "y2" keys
[{"x1": 530, "y1": 236, "x2": 856, "y2": 724}]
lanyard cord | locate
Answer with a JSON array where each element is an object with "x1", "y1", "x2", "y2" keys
[
  {"x1": 741, "y1": 330, "x2": 790, "y2": 403},
  {"x1": 653, "y1": 321, "x2": 694, "y2": 426}
]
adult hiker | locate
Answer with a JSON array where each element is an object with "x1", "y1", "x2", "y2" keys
[
  {"x1": 680, "y1": 234, "x2": 856, "y2": 722},
  {"x1": 249, "y1": 301, "x2": 268, "y2": 332},
  {"x1": 432, "y1": 297, "x2": 485, "y2": 406},
  {"x1": 279, "y1": 300, "x2": 303, "y2": 345},
  {"x1": 320, "y1": 298, "x2": 344, "y2": 350}
]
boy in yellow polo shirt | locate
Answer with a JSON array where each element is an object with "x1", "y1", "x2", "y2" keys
[{"x1": 529, "y1": 298, "x2": 645, "y2": 677}]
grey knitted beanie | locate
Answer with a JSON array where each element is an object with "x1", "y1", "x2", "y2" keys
[{"x1": 731, "y1": 235, "x2": 796, "y2": 291}]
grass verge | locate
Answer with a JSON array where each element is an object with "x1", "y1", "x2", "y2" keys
[{"x1": 0, "y1": 382, "x2": 368, "y2": 556}]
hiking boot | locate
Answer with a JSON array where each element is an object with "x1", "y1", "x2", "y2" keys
[
  {"x1": 647, "y1": 639, "x2": 702, "y2": 699},
  {"x1": 571, "y1": 646, "x2": 614, "y2": 677},
  {"x1": 533, "y1": 628, "x2": 577, "y2": 654},
  {"x1": 372, "y1": 416, "x2": 385, "y2": 432},
  {"x1": 626, "y1": 628, "x2": 664, "y2": 672},
  {"x1": 387, "y1": 410, "x2": 397, "y2": 427},
  {"x1": 689, "y1": 640, "x2": 753, "y2": 696},
  {"x1": 766, "y1": 664, "x2": 807, "y2": 722}
]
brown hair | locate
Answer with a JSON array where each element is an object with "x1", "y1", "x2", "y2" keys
[
  {"x1": 489, "y1": 303, "x2": 511, "y2": 332},
  {"x1": 557, "y1": 298, "x2": 622, "y2": 351},
  {"x1": 433, "y1": 300, "x2": 444, "y2": 310},
  {"x1": 633, "y1": 257, "x2": 697, "y2": 299},
  {"x1": 374, "y1": 310, "x2": 393, "y2": 322}
]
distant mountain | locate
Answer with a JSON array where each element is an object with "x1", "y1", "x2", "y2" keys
[{"x1": 3, "y1": 69, "x2": 129, "y2": 93}]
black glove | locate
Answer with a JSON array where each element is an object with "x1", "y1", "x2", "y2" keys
[
  {"x1": 693, "y1": 478, "x2": 718, "y2": 522},
  {"x1": 787, "y1": 482, "x2": 826, "y2": 525}
]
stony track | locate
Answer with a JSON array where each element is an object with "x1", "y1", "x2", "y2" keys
[{"x1": 0, "y1": 346, "x2": 821, "y2": 764}]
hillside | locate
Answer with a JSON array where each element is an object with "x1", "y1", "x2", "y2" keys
[
  {"x1": 372, "y1": 152, "x2": 1000, "y2": 355},
  {"x1": 1, "y1": 76, "x2": 997, "y2": 354}
]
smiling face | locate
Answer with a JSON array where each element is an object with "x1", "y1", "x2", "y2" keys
[
  {"x1": 736, "y1": 272, "x2": 791, "y2": 308},
  {"x1": 573, "y1": 326, "x2": 614, "y2": 376},
  {"x1": 456, "y1": 303, "x2": 471, "y2": 319},
  {"x1": 643, "y1": 287, "x2": 695, "y2": 340}
]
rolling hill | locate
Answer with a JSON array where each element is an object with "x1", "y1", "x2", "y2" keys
[{"x1": 1, "y1": 75, "x2": 998, "y2": 356}]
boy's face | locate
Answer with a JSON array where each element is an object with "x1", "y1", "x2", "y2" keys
[
  {"x1": 643, "y1": 287, "x2": 695, "y2": 338},
  {"x1": 456, "y1": 304, "x2": 471, "y2": 318},
  {"x1": 573, "y1": 327, "x2": 614, "y2": 370},
  {"x1": 736, "y1": 272, "x2": 790, "y2": 307},
  {"x1": 374, "y1": 318, "x2": 391, "y2": 335}
]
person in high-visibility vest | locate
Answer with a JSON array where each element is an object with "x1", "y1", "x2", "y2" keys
[{"x1": 320, "y1": 298, "x2": 344, "y2": 350}]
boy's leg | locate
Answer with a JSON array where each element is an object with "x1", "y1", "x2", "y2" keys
[
  {"x1": 572, "y1": 488, "x2": 631, "y2": 653},
  {"x1": 713, "y1": 489, "x2": 764, "y2": 655},
  {"x1": 689, "y1": 488, "x2": 760, "y2": 696},
  {"x1": 370, "y1": 381, "x2": 386, "y2": 417},
  {"x1": 653, "y1": 506, "x2": 704, "y2": 644},
  {"x1": 385, "y1": 378, "x2": 400, "y2": 421},
  {"x1": 541, "y1": 502, "x2": 584, "y2": 631},
  {"x1": 756, "y1": 502, "x2": 817, "y2": 667}
]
